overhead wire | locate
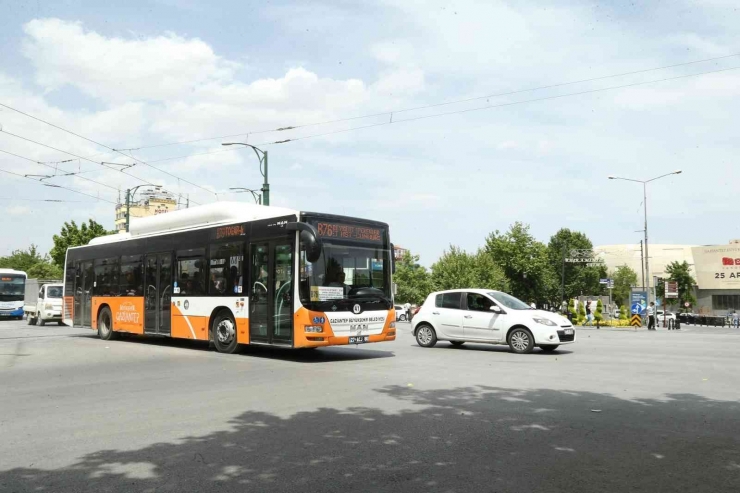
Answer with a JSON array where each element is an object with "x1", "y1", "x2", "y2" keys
[
  {"x1": 0, "y1": 197, "x2": 96, "y2": 203},
  {"x1": 0, "y1": 167, "x2": 116, "y2": 203},
  {"x1": 116, "y1": 52, "x2": 740, "y2": 151},
  {"x1": 0, "y1": 102, "x2": 217, "y2": 199}
]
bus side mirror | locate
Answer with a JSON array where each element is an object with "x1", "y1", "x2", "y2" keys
[
  {"x1": 390, "y1": 243, "x2": 396, "y2": 274},
  {"x1": 285, "y1": 222, "x2": 322, "y2": 263}
]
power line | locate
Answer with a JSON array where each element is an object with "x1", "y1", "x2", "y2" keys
[
  {"x1": 117, "y1": 52, "x2": 740, "y2": 152},
  {"x1": 0, "y1": 148, "x2": 119, "y2": 192},
  {"x1": 125, "y1": 63, "x2": 740, "y2": 162},
  {"x1": 0, "y1": 102, "x2": 217, "y2": 199},
  {"x1": 0, "y1": 167, "x2": 116, "y2": 204},
  {"x1": 0, "y1": 197, "x2": 96, "y2": 203}
]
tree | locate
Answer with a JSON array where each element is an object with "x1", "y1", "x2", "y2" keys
[
  {"x1": 595, "y1": 299, "x2": 604, "y2": 327},
  {"x1": 655, "y1": 261, "x2": 696, "y2": 309},
  {"x1": 547, "y1": 228, "x2": 606, "y2": 301},
  {"x1": 0, "y1": 245, "x2": 62, "y2": 279},
  {"x1": 619, "y1": 305, "x2": 628, "y2": 320},
  {"x1": 568, "y1": 298, "x2": 576, "y2": 318},
  {"x1": 50, "y1": 220, "x2": 113, "y2": 267},
  {"x1": 393, "y1": 251, "x2": 432, "y2": 305},
  {"x1": 577, "y1": 302, "x2": 586, "y2": 325},
  {"x1": 484, "y1": 222, "x2": 553, "y2": 305},
  {"x1": 431, "y1": 246, "x2": 508, "y2": 292},
  {"x1": 612, "y1": 265, "x2": 638, "y2": 307}
]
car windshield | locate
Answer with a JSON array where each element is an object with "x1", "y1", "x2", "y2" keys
[
  {"x1": 46, "y1": 286, "x2": 63, "y2": 298},
  {"x1": 488, "y1": 291, "x2": 532, "y2": 310}
]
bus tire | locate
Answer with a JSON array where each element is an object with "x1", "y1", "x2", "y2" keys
[
  {"x1": 97, "y1": 306, "x2": 116, "y2": 341},
  {"x1": 212, "y1": 310, "x2": 239, "y2": 354}
]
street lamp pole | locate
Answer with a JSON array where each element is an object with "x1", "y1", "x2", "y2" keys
[
  {"x1": 608, "y1": 170, "x2": 682, "y2": 304},
  {"x1": 228, "y1": 187, "x2": 262, "y2": 204},
  {"x1": 222, "y1": 143, "x2": 269, "y2": 206},
  {"x1": 125, "y1": 184, "x2": 161, "y2": 232}
]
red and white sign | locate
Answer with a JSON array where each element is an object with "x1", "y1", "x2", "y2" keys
[{"x1": 665, "y1": 281, "x2": 679, "y2": 299}]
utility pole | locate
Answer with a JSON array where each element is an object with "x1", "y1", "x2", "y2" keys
[
  {"x1": 560, "y1": 244, "x2": 567, "y2": 309},
  {"x1": 125, "y1": 188, "x2": 131, "y2": 233},
  {"x1": 221, "y1": 143, "x2": 269, "y2": 206},
  {"x1": 640, "y1": 240, "x2": 645, "y2": 291},
  {"x1": 643, "y1": 182, "x2": 650, "y2": 304}
]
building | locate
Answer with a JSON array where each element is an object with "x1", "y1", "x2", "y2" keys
[
  {"x1": 114, "y1": 187, "x2": 178, "y2": 232},
  {"x1": 594, "y1": 241, "x2": 740, "y2": 315},
  {"x1": 393, "y1": 244, "x2": 409, "y2": 261}
]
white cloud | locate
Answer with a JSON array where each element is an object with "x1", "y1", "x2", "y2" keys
[{"x1": 6, "y1": 205, "x2": 31, "y2": 215}]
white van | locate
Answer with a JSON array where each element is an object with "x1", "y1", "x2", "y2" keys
[{"x1": 412, "y1": 289, "x2": 576, "y2": 354}]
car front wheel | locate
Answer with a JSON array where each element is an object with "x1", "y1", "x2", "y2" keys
[
  {"x1": 508, "y1": 328, "x2": 534, "y2": 354},
  {"x1": 415, "y1": 324, "x2": 437, "y2": 348}
]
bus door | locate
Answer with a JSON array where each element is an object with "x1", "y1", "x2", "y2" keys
[
  {"x1": 145, "y1": 253, "x2": 172, "y2": 335},
  {"x1": 249, "y1": 240, "x2": 293, "y2": 345},
  {"x1": 73, "y1": 260, "x2": 93, "y2": 327}
]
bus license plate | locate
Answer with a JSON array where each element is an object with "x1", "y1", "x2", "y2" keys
[
  {"x1": 564, "y1": 329, "x2": 574, "y2": 335},
  {"x1": 349, "y1": 336, "x2": 369, "y2": 344}
]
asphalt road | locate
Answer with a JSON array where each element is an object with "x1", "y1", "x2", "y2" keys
[{"x1": 1, "y1": 318, "x2": 739, "y2": 492}]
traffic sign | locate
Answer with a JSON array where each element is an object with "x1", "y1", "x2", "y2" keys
[
  {"x1": 630, "y1": 314, "x2": 642, "y2": 327},
  {"x1": 685, "y1": 302, "x2": 690, "y2": 308}
]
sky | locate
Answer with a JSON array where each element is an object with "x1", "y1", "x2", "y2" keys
[{"x1": 0, "y1": 0, "x2": 738, "y2": 266}]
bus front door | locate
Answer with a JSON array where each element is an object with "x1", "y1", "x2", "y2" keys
[
  {"x1": 249, "y1": 240, "x2": 293, "y2": 345},
  {"x1": 145, "y1": 253, "x2": 172, "y2": 335},
  {"x1": 74, "y1": 260, "x2": 93, "y2": 327}
]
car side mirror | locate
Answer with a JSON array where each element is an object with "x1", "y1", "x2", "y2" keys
[{"x1": 490, "y1": 305, "x2": 502, "y2": 313}]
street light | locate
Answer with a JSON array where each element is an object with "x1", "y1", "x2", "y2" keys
[
  {"x1": 229, "y1": 187, "x2": 262, "y2": 205},
  {"x1": 125, "y1": 184, "x2": 161, "y2": 232},
  {"x1": 222, "y1": 142, "x2": 269, "y2": 206},
  {"x1": 608, "y1": 170, "x2": 682, "y2": 304}
]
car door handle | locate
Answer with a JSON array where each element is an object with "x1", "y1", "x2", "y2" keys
[
  {"x1": 464, "y1": 315, "x2": 473, "y2": 319},
  {"x1": 432, "y1": 312, "x2": 440, "y2": 315}
]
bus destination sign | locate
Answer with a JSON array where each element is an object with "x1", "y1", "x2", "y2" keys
[
  {"x1": 215, "y1": 225, "x2": 245, "y2": 240},
  {"x1": 316, "y1": 222, "x2": 383, "y2": 243}
]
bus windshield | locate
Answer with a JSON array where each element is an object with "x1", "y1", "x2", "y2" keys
[
  {"x1": 300, "y1": 231, "x2": 392, "y2": 310},
  {"x1": 0, "y1": 275, "x2": 26, "y2": 302}
]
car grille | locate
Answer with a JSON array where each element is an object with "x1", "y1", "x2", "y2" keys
[{"x1": 557, "y1": 330, "x2": 575, "y2": 342}]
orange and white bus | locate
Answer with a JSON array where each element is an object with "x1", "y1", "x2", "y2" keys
[{"x1": 63, "y1": 202, "x2": 397, "y2": 353}]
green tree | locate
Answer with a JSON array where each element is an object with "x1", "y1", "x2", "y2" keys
[
  {"x1": 594, "y1": 299, "x2": 604, "y2": 326},
  {"x1": 612, "y1": 265, "x2": 638, "y2": 307},
  {"x1": 568, "y1": 298, "x2": 576, "y2": 318},
  {"x1": 547, "y1": 228, "x2": 606, "y2": 301},
  {"x1": 484, "y1": 222, "x2": 553, "y2": 305},
  {"x1": 619, "y1": 305, "x2": 628, "y2": 320},
  {"x1": 655, "y1": 261, "x2": 696, "y2": 309},
  {"x1": 0, "y1": 245, "x2": 62, "y2": 279},
  {"x1": 393, "y1": 251, "x2": 432, "y2": 305},
  {"x1": 50, "y1": 220, "x2": 113, "y2": 267},
  {"x1": 431, "y1": 246, "x2": 508, "y2": 292},
  {"x1": 577, "y1": 301, "x2": 586, "y2": 325}
]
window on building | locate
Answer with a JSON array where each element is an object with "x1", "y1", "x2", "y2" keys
[
  {"x1": 713, "y1": 295, "x2": 740, "y2": 311},
  {"x1": 209, "y1": 242, "x2": 244, "y2": 295}
]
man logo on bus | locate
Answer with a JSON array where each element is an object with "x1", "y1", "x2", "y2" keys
[{"x1": 722, "y1": 257, "x2": 740, "y2": 266}]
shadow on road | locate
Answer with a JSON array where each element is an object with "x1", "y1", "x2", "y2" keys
[{"x1": 2, "y1": 386, "x2": 739, "y2": 492}]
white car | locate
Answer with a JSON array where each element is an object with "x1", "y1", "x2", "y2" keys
[
  {"x1": 394, "y1": 305, "x2": 408, "y2": 322},
  {"x1": 412, "y1": 289, "x2": 576, "y2": 354}
]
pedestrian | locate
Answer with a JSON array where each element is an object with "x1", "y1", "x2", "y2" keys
[
  {"x1": 733, "y1": 310, "x2": 739, "y2": 329},
  {"x1": 404, "y1": 302, "x2": 411, "y2": 322},
  {"x1": 647, "y1": 302, "x2": 656, "y2": 330},
  {"x1": 585, "y1": 301, "x2": 593, "y2": 326},
  {"x1": 529, "y1": 301, "x2": 536, "y2": 309}
]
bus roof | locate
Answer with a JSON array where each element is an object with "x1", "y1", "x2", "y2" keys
[
  {"x1": 88, "y1": 202, "x2": 298, "y2": 247},
  {"x1": 0, "y1": 269, "x2": 27, "y2": 276}
]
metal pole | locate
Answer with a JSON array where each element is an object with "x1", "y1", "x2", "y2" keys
[
  {"x1": 644, "y1": 182, "x2": 650, "y2": 304},
  {"x1": 560, "y1": 244, "x2": 567, "y2": 307},
  {"x1": 640, "y1": 240, "x2": 645, "y2": 291},
  {"x1": 262, "y1": 150, "x2": 270, "y2": 206},
  {"x1": 125, "y1": 188, "x2": 131, "y2": 233}
]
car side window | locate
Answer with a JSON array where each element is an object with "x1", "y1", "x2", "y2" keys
[
  {"x1": 467, "y1": 293, "x2": 493, "y2": 312},
  {"x1": 435, "y1": 294, "x2": 443, "y2": 308},
  {"x1": 441, "y1": 293, "x2": 462, "y2": 309}
]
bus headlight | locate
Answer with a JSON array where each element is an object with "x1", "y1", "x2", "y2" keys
[
  {"x1": 389, "y1": 322, "x2": 396, "y2": 329},
  {"x1": 304, "y1": 325, "x2": 323, "y2": 333}
]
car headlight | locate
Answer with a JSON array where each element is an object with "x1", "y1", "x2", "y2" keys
[
  {"x1": 304, "y1": 325, "x2": 323, "y2": 333},
  {"x1": 533, "y1": 318, "x2": 557, "y2": 326}
]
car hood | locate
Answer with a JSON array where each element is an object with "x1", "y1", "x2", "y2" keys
[{"x1": 531, "y1": 310, "x2": 571, "y2": 326}]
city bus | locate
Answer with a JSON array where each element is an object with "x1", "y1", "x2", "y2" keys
[
  {"x1": 0, "y1": 269, "x2": 27, "y2": 320},
  {"x1": 62, "y1": 202, "x2": 396, "y2": 353}
]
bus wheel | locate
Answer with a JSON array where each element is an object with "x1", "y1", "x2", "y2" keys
[
  {"x1": 213, "y1": 311, "x2": 239, "y2": 354},
  {"x1": 97, "y1": 307, "x2": 116, "y2": 341}
]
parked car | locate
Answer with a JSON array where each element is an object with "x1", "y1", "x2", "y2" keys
[
  {"x1": 411, "y1": 289, "x2": 576, "y2": 354},
  {"x1": 394, "y1": 305, "x2": 407, "y2": 321}
]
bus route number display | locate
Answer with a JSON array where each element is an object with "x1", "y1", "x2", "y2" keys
[{"x1": 316, "y1": 222, "x2": 382, "y2": 243}]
